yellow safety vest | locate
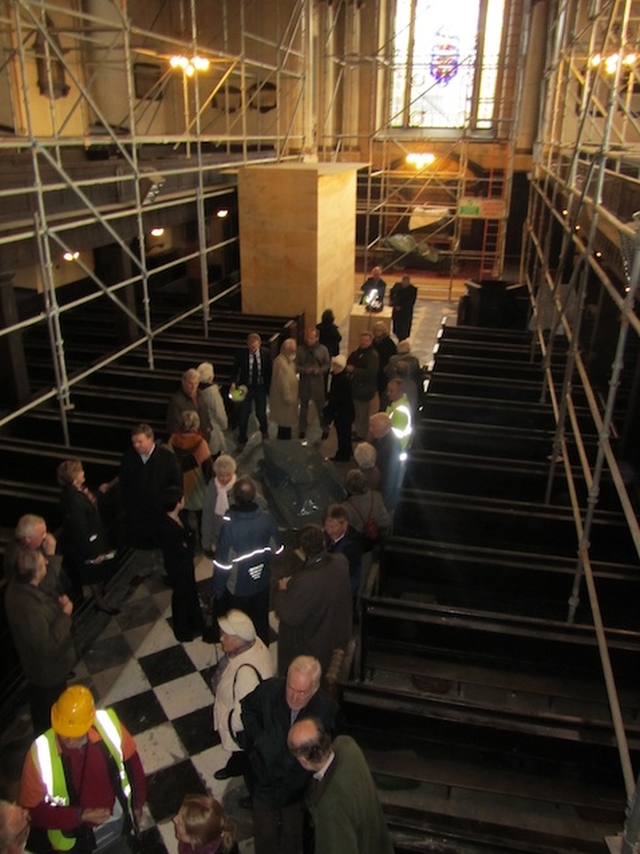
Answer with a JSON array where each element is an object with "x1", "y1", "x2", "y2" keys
[
  {"x1": 32, "y1": 709, "x2": 133, "y2": 851},
  {"x1": 387, "y1": 394, "x2": 413, "y2": 452}
]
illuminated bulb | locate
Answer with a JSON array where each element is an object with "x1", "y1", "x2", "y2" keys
[
  {"x1": 590, "y1": 53, "x2": 602, "y2": 67},
  {"x1": 595, "y1": 250, "x2": 602, "y2": 258},
  {"x1": 562, "y1": 209, "x2": 568, "y2": 216},
  {"x1": 185, "y1": 63, "x2": 195, "y2": 77},
  {"x1": 193, "y1": 56, "x2": 210, "y2": 71},
  {"x1": 575, "y1": 224, "x2": 581, "y2": 231},
  {"x1": 63, "y1": 251, "x2": 79, "y2": 261},
  {"x1": 150, "y1": 227, "x2": 164, "y2": 237},
  {"x1": 216, "y1": 209, "x2": 229, "y2": 218},
  {"x1": 605, "y1": 53, "x2": 619, "y2": 74},
  {"x1": 170, "y1": 56, "x2": 181, "y2": 68},
  {"x1": 623, "y1": 53, "x2": 637, "y2": 66},
  {"x1": 406, "y1": 152, "x2": 436, "y2": 169}
]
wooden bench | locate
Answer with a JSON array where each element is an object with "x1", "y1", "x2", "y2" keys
[
  {"x1": 403, "y1": 448, "x2": 623, "y2": 511},
  {"x1": 393, "y1": 488, "x2": 637, "y2": 564},
  {"x1": 411, "y1": 417, "x2": 602, "y2": 464},
  {"x1": 378, "y1": 535, "x2": 640, "y2": 628}
]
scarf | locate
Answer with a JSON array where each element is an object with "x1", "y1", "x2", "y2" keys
[{"x1": 214, "y1": 474, "x2": 236, "y2": 516}]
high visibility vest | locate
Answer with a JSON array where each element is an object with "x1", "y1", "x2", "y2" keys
[
  {"x1": 387, "y1": 395, "x2": 413, "y2": 452},
  {"x1": 32, "y1": 709, "x2": 133, "y2": 851}
]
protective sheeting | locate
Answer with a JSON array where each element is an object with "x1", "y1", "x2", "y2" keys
[{"x1": 260, "y1": 441, "x2": 346, "y2": 528}]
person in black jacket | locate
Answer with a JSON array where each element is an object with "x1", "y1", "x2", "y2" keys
[
  {"x1": 118, "y1": 423, "x2": 183, "y2": 551},
  {"x1": 231, "y1": 333, "x2": 273, "y2": 452},
  {"x1": 323, "y1": 504, "x2": 363, "y2": 600},
  {"x1": 160, "y1": 486, "x2": 204, "y2": 642},
  {"x1": 315, "y1": 309, "x2": 341, "y2": 358},
  {"x1": 241, "y1": 656, "x2": 339, "y2": 854},
  {"x1": 322, "y1": 355, "x2": 354, "y2": 462},
  {"x1": 57, "y1": 459, "x2": 119, "y2": 614}
]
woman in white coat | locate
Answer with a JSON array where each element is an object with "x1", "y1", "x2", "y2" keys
[{"x1": 210, "y1": 609, "x2": 274, "y2": 780}]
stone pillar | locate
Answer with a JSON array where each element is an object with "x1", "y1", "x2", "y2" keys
[{"x1": 237, "y1": 163, "x2": 362, "y2": 331}]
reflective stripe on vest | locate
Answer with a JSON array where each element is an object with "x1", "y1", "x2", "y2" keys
[
  {"x1": 389, "y1": 402, "x2": 412, "y2": 441},
  {"x1": 32, "y1": 710, "x2": 133, "y2": 852},
  {"x1": 93, "y1": 710, "x2": 133, "y2": 805}
]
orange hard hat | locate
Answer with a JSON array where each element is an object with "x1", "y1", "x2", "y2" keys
[{"x1": 50, "y1": 685, "x2": 96, "y2": 737}]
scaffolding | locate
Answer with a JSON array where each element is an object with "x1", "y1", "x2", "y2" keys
[
  {"x1": 522, "y1": 0, "x2": 640, "y2": 824},
  {"x1": 311, "y1": 0, "x2": 526, "y2": 290},
  {"x1": 0, "y1": 0, "x2": 311, "y2": 435}
]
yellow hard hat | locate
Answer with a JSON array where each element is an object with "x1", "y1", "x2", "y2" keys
[{"x1": 51, "y1": 685, "x2": 96, "y2": 737}]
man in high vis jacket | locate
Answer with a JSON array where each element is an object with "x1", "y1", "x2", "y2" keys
[
  {"x1": 18, "y1": 686, "x2": 147, "y2": 854},
  {"x1": 385, "y1": 377, "x2": 413, "y2": 455}
]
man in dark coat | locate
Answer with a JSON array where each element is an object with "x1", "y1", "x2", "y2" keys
[
  {"x1": 241, "y1": 656, "x2": 339, "y2": 854},
  {"x1": 346, "y1": 331, "x2": 379, "y2": 441},
  {"x1": 322, "y1": 355, "x2": 355, "y2": 462},
  {"x1": 274, "y1": 524, "x2": 352, "y2": 675},
  {"x1": 5, "y1": 550, "x2": 75, "y2": 733},
  {"x1": 372, "y1": 320, "x2": 397, "y2": 407},
  {"x1": 390, "y1": 274, "x2": 418, "y2": 340},
  {"x1": 296, "y1": 328, "x2": 330, "y2": 439},
  {"x1": 232, "y1": 332, "x2": 273, "y2": 452},
  {"x1": 166, "y1": 368, "x2": 212, "y2": 442},
  {"x1": 119, "y1": 423, "x2": 182, "y2": 551},
  {"x1": 323, "y1": 504, "x2": 362, "y2": 600}
]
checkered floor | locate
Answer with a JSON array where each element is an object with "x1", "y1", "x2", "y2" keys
[{"x1": 0, "y1": 552, "x2": 269, "y2": 854}]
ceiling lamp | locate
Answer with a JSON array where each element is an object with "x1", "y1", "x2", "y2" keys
[
  {"x1": 150, "y1": 227, "x2": 165, "y2": 237},
  {"x1": 63, "y1": 251, "x2": 79, "y2": 261},
  {"x1": 216, "y1": 209, "x2": 229, "y2": 219}
]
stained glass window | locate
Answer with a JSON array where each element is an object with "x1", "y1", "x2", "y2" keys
[{"x1": 390, "y1": 0, "x2": 505, "y2": 130}]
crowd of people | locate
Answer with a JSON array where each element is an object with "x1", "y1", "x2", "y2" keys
[{"x1": 2, "y1": 273, "x2": 421, "y2": 853}]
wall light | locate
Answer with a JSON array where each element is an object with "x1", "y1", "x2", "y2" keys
[
  {"x1": 589, "y1": 51, "x2": 637, "y2": 73},
  {"x1": 406, "y1": 152, "x2": 436, "y2": 169},
  {"x1": 216, "y1": 209, "x2": 229, "y2": 219},
  {"x1": 63, "y1": 251, "x2": 79, "y2": 261},
  {"x1": 150, "y1": 227, "x2": 165, "y2": 237},
  {"x1": 170, "y1": 54, "x2": 210, "y2": 77}
]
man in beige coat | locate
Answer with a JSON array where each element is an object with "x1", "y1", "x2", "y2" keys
[{"x1": 270, "y1": 338, "x2": 299, "y2": 439}]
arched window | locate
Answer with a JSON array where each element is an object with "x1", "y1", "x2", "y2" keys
[{"x1": 390, "y1": 0, "x2": 505, "y2": 130}]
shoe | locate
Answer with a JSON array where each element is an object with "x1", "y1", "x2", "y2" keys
[
  {"x1": 214, "y1": 754, "x2": 245, "y2": 780},
  {"x1": 238, "y1": 796, "x2": 252, "y2": 810},
  {"x1": 96, "y1": 604, "x2": 120, "y2": 616}
]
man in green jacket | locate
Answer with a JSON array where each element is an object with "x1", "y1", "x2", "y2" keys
[{"x1": 287, "y1": 718, "x2": 393, "y2": 854}]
